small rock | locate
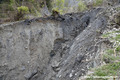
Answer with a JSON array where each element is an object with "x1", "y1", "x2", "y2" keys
[
  {"x1": 25, "y1": 47, "x2": 28, "y2": 49},
  {"x1": 20, "y1": 66, "x2": 25, "y2": 71},
  {"x1": 51, "y1": 61, "x2": 60, "y2": 68},
  {"x1": 24, "y1": 72, "x2": 32, "y2": 79},
  {"x1": 72, "y1": 70, "x2": 74, "y2": 73},
  {"x1": 76, "y1": 55, "x2": 84, "y2": 62},
  {"x1": 75, "y1": 73, "x2": 77, "y2": 75},
  {"x1": 59, "y1": 75, "x2": 61, "y2": 78},
  {"x1": 24, "y1": 70, "x2": 37, "y2": 79},
  {"x1": 0, "y1": 76, "x2": 3, "y2": 80},
  {"x1": 69, "y1": 73, "x2": 73, "y2": 78}
]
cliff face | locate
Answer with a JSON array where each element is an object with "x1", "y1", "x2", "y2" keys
[
  {"x1": 0, "y1": 8, "x2": 107, "y2": 80},
  {"x1": 0, "y1": 4, "x2": 120, "y2": 80},
  {"x1": 0, "y1": 19, "x2": 62, "y2": 80}
]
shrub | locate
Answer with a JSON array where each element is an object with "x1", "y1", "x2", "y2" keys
[
  {"x1": 116, "y1": 46, "x2": 120, "y2": 52},
  {"x1": 87, "y1": 27, "x2": 120, "y2": 80},
  {"x1": 77, "y1": 1, "x2": 87, "y2": 12},
  {"x1": 54, "y1": 0, "x2": 65, "y2": 8},
  {"x1": 52, "y1": 0, "x2": 65, "y2": 14},
  {"x1": 28, "y1": 0, "x2": 34, "y2": 2},
  {"x1": 14, "y1": 6, "x2": 29, "y2": 21},
  {"x1": 93, "y1": 0, "x2": 103, "y2": 6},
  {"x1": 17, "y1": 6, "x2": 29, "y2": 14},
  {"x1": 46, "y1": 0, "x2": 52, "y2": 11}
]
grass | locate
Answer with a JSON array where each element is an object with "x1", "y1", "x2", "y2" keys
[
  {"x1": 17, "y1": 6, "x2": 29, "y2": 14},
  {"x1": 116, "y1": 7, "x2": 120, "y2": 11},
  {"x1": 103, "y1": 54, "x2": 120, "y2": 62},
  {"x1": 115, "y1": 34, "x2": 120, "y2": 40},
  {"x1": 52, "y1": 0, "x2": 65, "y2": 14},
  {"x1": 106, "y1": 49, "x2": 114, "y2": 54},
  {"x1": 101, "y1": 32, "x2": 111, "y2": 38},
  {"x1": 101, "y1": 30, "x2": 120, "y2": 42},
  {"x1": 77, "y1": 1, "x2": 87, "y2": 12},
  {"x1": 93, "y1": 0, "x2": 103, "y2": 7},
  {"x1": 116, "y1": 46, "x2": 120, "y2": 52},
  {"x1": 87, "y1": 29, "x2": 120, "y2": 80},
  {"x1": 0, "y1": 0, "x2": 42, "y2": 20},
  {"x1": 94, "y1": 62, "x2": 120, "y2": 76},
  {"x1": 87, "y1": 62, "x2": 120, "y2": 80}
]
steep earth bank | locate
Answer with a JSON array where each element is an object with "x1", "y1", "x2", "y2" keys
[{"x1": 0, "y1": 6, "x2": 119, "y2": 80}]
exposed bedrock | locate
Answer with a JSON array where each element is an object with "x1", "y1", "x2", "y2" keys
[{"x1": 0, "y1": 8, "x2": 108, "y2": 80}]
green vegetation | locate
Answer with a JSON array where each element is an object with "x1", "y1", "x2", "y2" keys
[
  {"x1": 52, "y1": 0, "x2": 65, "y2": 14},
  {"x1": 13, "y1": 6, "x2": 30, "y2": 21},
  {"x1": 95, "y1": 62, "x2": 120, "y2": 75},
  {"x1": 116, "y1": 7, "x2": 120, "y2": 11},
  {"x1": 0, "y1": 0, "x2": 67, "y2": 21},
  {"x1": 17, "y1": 6, "x2": 29, "y2": 14},
  {"x1": 103, "y1": 52, "x2": 119, "y2": 62},
  {"x1": 0, "y1": 0, "x2": 43, "y2": 21},
  {"x1": 46, "y1": 0, "x2": 52, "y2": 11},
  {"x1": 93, "y1": 0, "x2": 103, "y2": 7},
  {"x1": 116, "y1": 46, "x2": 120, "y2": 52},
  {"x1": 101, "y1": 30, "x2": 120, "y2": 43},
  {"x1": 106, "y1": 49, "x2": 114, "y2": 54},
  {"x1": 87, "y1": 30, "x2": 120, "y2": 80},
  {"x1": 77, "y1": 1, "x2": 87, "y2": 12},
  {"x1": 87, "y1": 62, "x2": 120, "y2": 80}
]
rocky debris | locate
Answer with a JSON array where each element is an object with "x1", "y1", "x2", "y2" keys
[
  {"x1": 24, "y1": 69, "x2": 38, "y2": 80},
  {"x1": 114, "y1": 12, "x2": 120, "y2": 26}
]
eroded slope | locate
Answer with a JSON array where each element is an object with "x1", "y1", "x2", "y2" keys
[{"x1": 0, "y1": 8, "x2": 108, "y2": 80}]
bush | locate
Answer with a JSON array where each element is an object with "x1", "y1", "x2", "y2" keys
[
  {"x1": 14, "y1": 6, "x2": 29, "y2": 21},
  {"x1": 0, "y1": 0, "x2": 42, "y2": 21},
  {"x1": 93, "y1": 0, "x2": 103, "y2": 6},
  {"x1": 52, "y1": 0, "x2": 65, "y2": 14},
  {"x1": 46, "y1": 0, "x2": 52, "y2": 11},
  {"x1": 78, "y1": 1, "x2": 87, "y2": 12},
  {"x1": 17, "y1": 6, "x2": 29, "y2": 14}
]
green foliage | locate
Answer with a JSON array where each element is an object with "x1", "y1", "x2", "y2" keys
[
  {"x1": 101, "y1": 30, "x2": 120, "y2": 55},
  {"x1": 116, "y1": 7, "x2": 120, "y2": 11},
  {"x1": 46, "y1": 0, "x2": 52, "y2": 11},
  {"x1": 93, "y1": 0, "x2": 103, "y2": 6},
  {"x1": 52, "y1": 0, "x2": 65, "y2": 14},
  {"x1": 14, "y1": 6, "x2": 29, "y2": 21},
  {"x1": 52, "y1": 8, "x2": 63, "y2": 14},
  {"x1": 17, "y1": 6, "x2": 29, "y2": 14},
  {"x1": 106, "y1": 49, "x2": 114, "y2": 54},
  {"x1": 55, "y1": 0, "x2": 65, "y2": 8},
  {"x1": 28, "y1": 0, "x2": 34, "y2": 2},
  {"x1": 88, "y1": 29, "x2": 120, "y2": 80},
  {"x1": 87, "y1": 62, "x2": 120, "y2": 80},
  {"x1": 101, "y1": 30, "x2": 120, "y2": 42},
  {"x1": 0, "y1": 0, "x2": 41, "y2": 20},
  {"x1": 102, "y1": 48, "x2": 120, "y2": 63},
  {"x1": 77, "y1": 1, "x2": 87, "y2": 12},
  {"x1": 87, "y1": 78, "x2": 107, "y2": 80},
  {"x1": 103, "y1": 54, "x2": 119, "y2": 62},
  {"x1": 94, "y1": 62, "x2": 120, "y2": 76},
  {"x1": 116, "y1": 46, "x2": 120, "y2": 52},
  {"x1": 10, "y1": 0, "x2": 15, "y2": 4},
  {"x1": 115, "y1": 34, "x2": 120, "y2": 40}
]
